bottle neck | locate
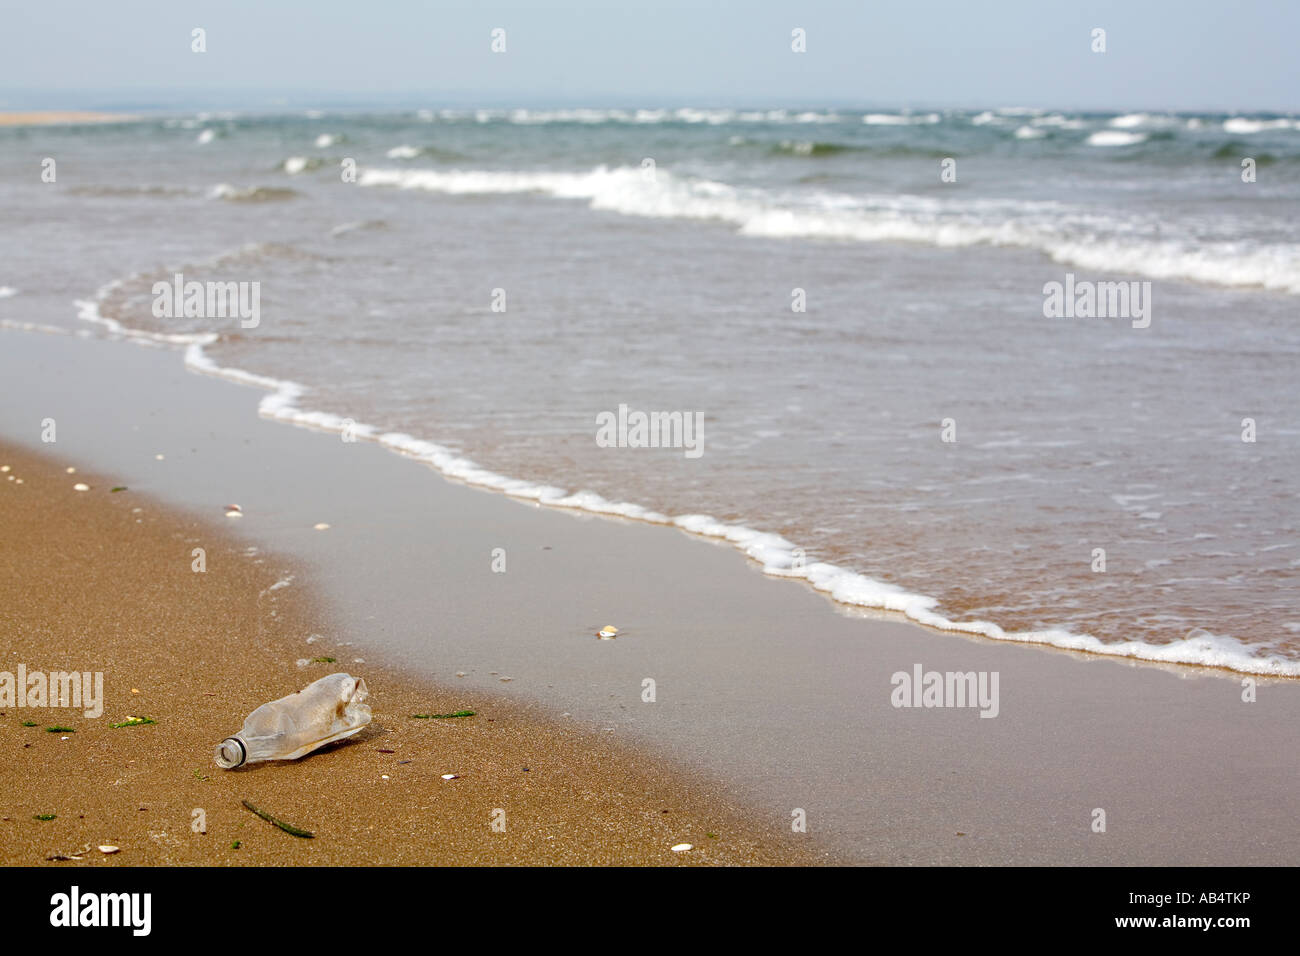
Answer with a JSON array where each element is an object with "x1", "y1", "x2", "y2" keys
[{"x1": 215, "y1": 736, "x2": 247, "y2": 769}]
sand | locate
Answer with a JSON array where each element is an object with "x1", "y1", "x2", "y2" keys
[
  {"x1": 0, "y1": 442, "x2": 824, "y2": 866},
  {"x1": 0, "y1": 112, "x2": 138, "y2": 127}
]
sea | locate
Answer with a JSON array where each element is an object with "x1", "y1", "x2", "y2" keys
[{"x1": 2, "y1": 104, "x2": 1298, "y2": 675}]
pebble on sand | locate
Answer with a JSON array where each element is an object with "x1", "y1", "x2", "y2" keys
[
  {"x1": 73, "y1": 483, "x2": 90, "y2": 492},
  {"x1": 66, "y1": 467, "x2": 76, "y2": 474}
]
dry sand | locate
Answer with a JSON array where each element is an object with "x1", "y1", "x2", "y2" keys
[
  {"x1": 0, "y1": 112, "x2": 137, "y2": 127},
  {"x1": 0, "y1": 442, "x2": 824, "y2": 866}
]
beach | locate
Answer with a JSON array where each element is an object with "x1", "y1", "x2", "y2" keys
[
  {"x1": 1, "y1": 327, "x2": 1297, "y2": 865},
  {"x1": 0, "y1": 437, "x2": 821, "y2": 865},
  {"x1": 0, "y1": 112, "x2": 137, "y2": 127}
]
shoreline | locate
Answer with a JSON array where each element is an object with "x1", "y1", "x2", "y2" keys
[
  {"x1": 0, "y1": 440, "x2": 824, "y2": 866},
  {"x1": 159, "y1": 300, "x2": 1299, "y2": 679},
  {"x1": 2, "y1": 326, "x2": 1298, "y2": 864}
]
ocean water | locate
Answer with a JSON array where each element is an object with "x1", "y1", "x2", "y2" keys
[{"x1": 3, "y1": 106, "x2": 1299, "y2": 674}]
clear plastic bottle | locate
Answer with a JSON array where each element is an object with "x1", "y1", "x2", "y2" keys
[{"x1": 215, "y1": 673, "x2": 371, "y2": 769}]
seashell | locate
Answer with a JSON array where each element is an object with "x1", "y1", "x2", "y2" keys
[
  {"x1": 0, "y1": 465, "x2": 9, "y2": 472},
  {"x1": 66, "y1": 467, "x2": 76, "y2": 474},
  {"x1": 154, "y1": 454, "x2": 165, "y2": 460},
  {"x1": 98, "y1": 845, "x2": 120, "y2": 854},
  {"x1": 441, "y1": 773, "x2": 458, "y2": 780},
  {"x1": 313, "y1": 523, "x2": 330, "y2": 530},
  {"x1": 671, "y1": 843, "x2": 693, "y2": 852},
  {"x1": 73, "y1": 483, "x2": 90, "y2": 492},
  {"x1": 597, "y1": 625, "x2": 619, "y2": 639}
]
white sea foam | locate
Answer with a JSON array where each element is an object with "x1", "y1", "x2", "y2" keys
[
  {"x1": 386, "y1": 145, "x2": 421, "y2": 159},
  {"x1": 75, "y1": 290, "x2": 219, "y2": 346},
  {"x1": 863, "y1": 112, "x2": 940, "y2": 125},
  {"x1": 358, "y1": 165, "x2": 1300, "y2": 293},
  {"x1": 1108, "y1": 113, "x2": 1149, "y2": 129},
  {"x1": 0, "y1": 286, "x2": 17, "y2": 298},
  {"x1": 1087, "y1": 130, "x2": 1147, "y2": 147},
  {"x1": 1014, "y1": 125, "x2": 1045, "y2": 140},
  {"x1": 1223, "y1": 117, "x2": 1298, "y2": 134},
  {"x1": 196, "y1": 128, "x2": 216, "y2": 145}
]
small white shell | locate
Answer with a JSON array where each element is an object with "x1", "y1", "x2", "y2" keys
[
  {"x1": 441, "y1": 773, "x2": 458, "y2": 780},
  {"x1": 597, "y1": 625, "x2": 619, "y2": 639},
  {"x1": 671, "y1": 843, "x2": 693, "y2": 852},
  {"x1": 73, "y1": 483, "x2": 90, "y2": 492},
  {"x1": 313, "y1": 523, "x2": 330, "y2": 530},
  {"x1": 66, "y1": 467, "x2": 77, "y2": 474},
  {"x1": 98, "y1": 845, "x2": 120, "y2": 854}
]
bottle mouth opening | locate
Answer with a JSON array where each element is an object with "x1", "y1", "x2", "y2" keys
[{"x1": 214, "y1": 737, "x2": 247, "y2": 769}]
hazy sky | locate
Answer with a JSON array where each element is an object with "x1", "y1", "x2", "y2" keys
[{"x1": 1, "y1": 0, "x2": 1296, "y2": 112}]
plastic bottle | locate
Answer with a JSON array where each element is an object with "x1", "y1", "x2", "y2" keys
[{"x1": 215, "y1": 673, "x2": 371, "y2": 769}]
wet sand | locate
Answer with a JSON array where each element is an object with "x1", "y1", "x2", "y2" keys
[{"x1": 0, "y1": 442, "x2": 823, "y2": 865}]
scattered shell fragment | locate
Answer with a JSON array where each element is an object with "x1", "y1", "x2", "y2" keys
[
  {"x1": 224, "y1": 504, "x2": 242, "y2": 518},
  {"x1": 455, "y1": 671, "x2": 466, "y2": 678},
  {"x1": 671, "y1": 843, "x2": 693, "y2": 852},
  {"x1": 0, "y1": 465, "x2": 9, "y2": 472},
  {"x1": 131, "y1": 689, "x2": 140, "y2": 695},
  {"x1": 13, "y1": 479, "x2": 21, "y2": 485},
  {"x1": 381, "y1": 775, "x2": 390, "y2": 780},
  {"x1": 66, "y1": 467, "x2": 76, "y2": 474},
  {"x1": 313, "y1": 522, "x2": 330, "y2": 530},
  {"x1": 155, "y1": 454, "x2": 165, "y2": 460},
  {"x1": 441, "y1": 773, "x2": 458, "y2": 780},
  {"x1": 499, "y1": 676, "x2": 512, "y2": 682},
  {"x1": 73, "y1": 483, "x2": 90, "y2": 492},
  {"x1": 597, "y1": 625, "x2": 619, "y2": 639},
  {"x1": 98, "y1": 845, "x2": 120, "y2": 855}
]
